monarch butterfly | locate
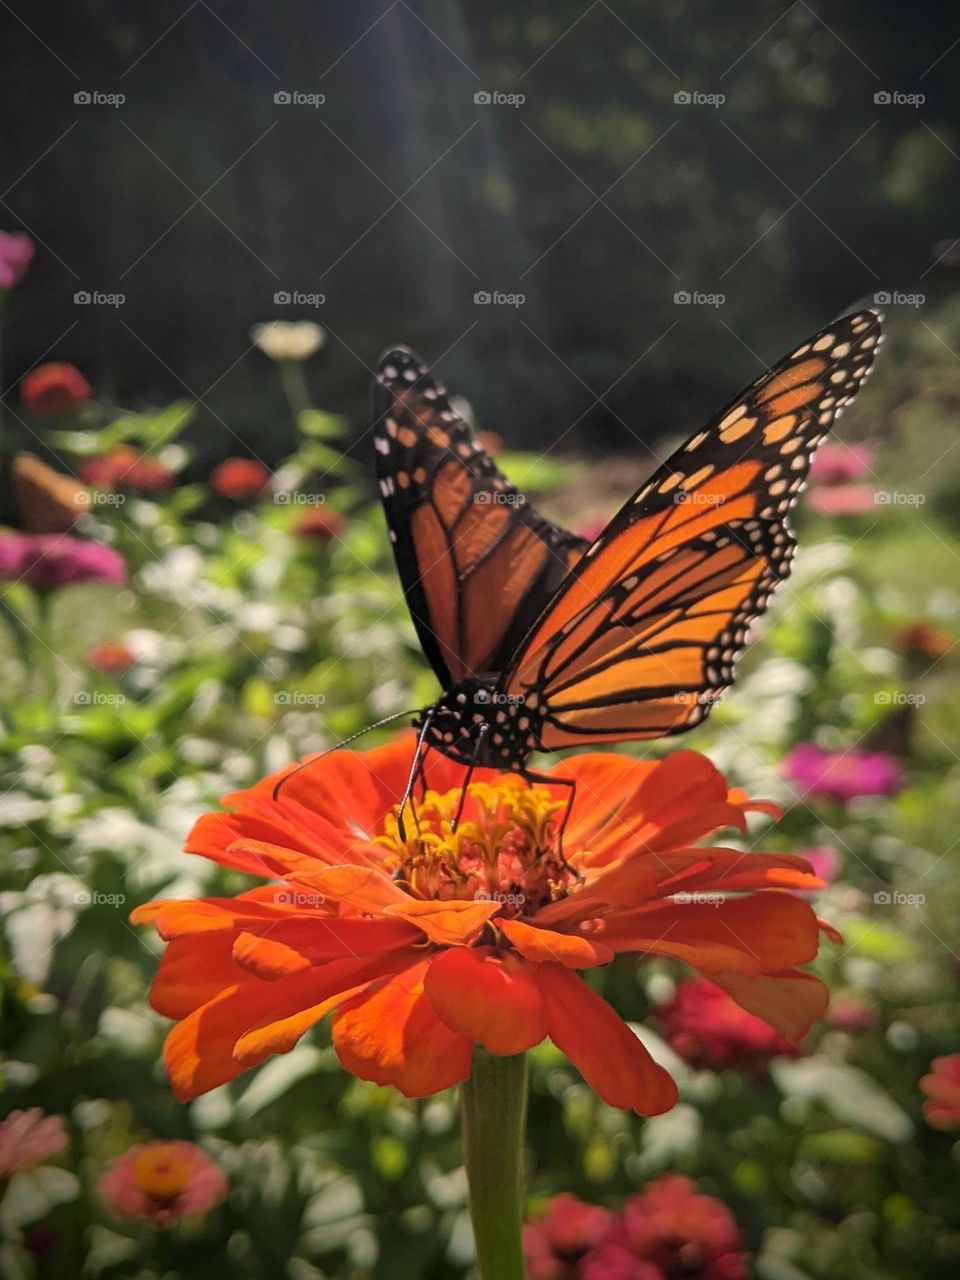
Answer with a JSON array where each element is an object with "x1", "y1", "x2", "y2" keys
[
  {"x1": 11, "y1": 453, "x2": 89, "y2": 533},
  {"x1": 373, "y1": 307, "x2": 883, "y2": 784}
]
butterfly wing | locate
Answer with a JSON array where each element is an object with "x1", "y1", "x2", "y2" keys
[
  {"x1": 501, "y1": 308, "x2": 883, "y2": 748},
  {"x1": 374, "y1": 345, "x2": 587, "y2": 686},
  {"x1": 12, "y1": 453, "x2": 89, "y2": 533}
]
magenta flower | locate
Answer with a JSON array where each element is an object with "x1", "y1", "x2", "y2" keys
[
  {"x1": 807, "y1": 484, "x2": 876, "y2": 516},
  {"x1": 657, "y1": 978, "x2": 803, "y2": 1074},
  {"x1": 0, "y1": 1109, "x2": 67, "y2": 1177},
  {"x1": 784, "y1": 742, "x2": 902, "y2": 803},
  {"x1": 810, "y1": 442, "x2": 874, "y2": 486},
  {"x1": 99, "y1": 1140, "x2": 227, "y2": 1227},
  {"x1": 0, "y1": 533, "x2": 126, "y2": 590},
  {"x1": 0, "y1": 231, "x2": 34, "y2": 289},
  {"x1": 524, "y1": 1194, "x2": 613, "y2": 1279},
  {"x1": 580, "y1": 1175, "x2": 747, "y2": 1280}
]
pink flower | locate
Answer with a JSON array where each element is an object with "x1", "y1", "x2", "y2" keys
[
  {"x1": 807, "y1": 484, "x2": 876, "y2": 516},
  {"x1": 0, "y1": 1109, "x2": 67, "y2": 1177},
  {"x1": 0, "y1": 533, "x2": 126, "y2": 590},
  {"x1": 658, "y1": 978, "x2": 801, "y2": 1073},
  {"x1": 810, "y1": 442, "x2": 874, "y2": 485},
  {"x1": 581, "y1": 1175, "x2": 747, "y2": 1280},
  {"x1": 791, "y1": 845, "x2": 839, "y2": 897},
  {"x1": 524, "y1": 1194, "x2": 613, "y2": 1279},
  {"x1": 99, "y1": 1140, "x2": 227, "y2": 1227},
  {"x1": 0, "y1": 231, "x2": 34, "y2": 289},
  {"x1": 920, "y1": 1054, "x2": 960, "y2": 1132},
  {"x1": 828, "y1": 1000, "x2": 880, "y2": 1033},
  {"x1": 784, "y1": 742, "x2": 902, "y2": 803}
]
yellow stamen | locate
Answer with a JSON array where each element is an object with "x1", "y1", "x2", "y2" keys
[{"x1": 374, "y1": 777, "x2": 574, "y2": 916}]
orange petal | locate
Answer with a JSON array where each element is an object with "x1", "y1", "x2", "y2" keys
[
  {"x1": 382, "y1": 898, "x2": 498, "y2": 946},
  {"x1": 231, "y1": 916, "x2": 422, "y2": 978},
  {"x1": 219, "y1": 851, "x2": 408, "y2": 913},
  {"x1": 599, "y1": 892, "x2": 820, "y2": 974},
  {"x1": 150, "y1": 935, "x2": 247, "y2": 1018},
  {"x1": 710, "y1": 968, "x2": 829, "y2": 1042},
  {"x1": 163, "y1": 954, "x2": 390, "y2": 1101},
  {"x1": 132, "y1": 889, "x2": 323, "y2": 940},
  {"x1": 500, "y1": 918, "x2": 614, "y2": 968},
  {"x1": 423, "y1": 948, "x2": 547, "y2": 1054},
  {"x1": 332, "y1": 958, "x2": 474, "y2": 1097},
  {"x1": 532, "y1": 963, "x2": 677, "y2": 1116}
]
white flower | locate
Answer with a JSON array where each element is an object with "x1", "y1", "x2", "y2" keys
[{"x1": 250, "y1": 320, "x2": 325, "y2": 361}]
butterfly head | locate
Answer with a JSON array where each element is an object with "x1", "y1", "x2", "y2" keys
[{"x1": 417, "y1": 680, "x2": 540, "y2": 771}]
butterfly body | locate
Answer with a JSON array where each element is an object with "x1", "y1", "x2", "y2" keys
[
  {"x1": 416, "y1": 678, "x2": 543, "y2": 769},
  {"x1": 375, "y1": 308, "x2": 883, "y2": 773}
]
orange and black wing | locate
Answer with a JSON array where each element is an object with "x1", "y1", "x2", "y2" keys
[
  {"x1": 374, "y1": 345, "x2": 586, "y2": 686},
  {"x1": 12, "y1": 453, "x2": 89, "y2": 533},
  {"x1": 501, "y1": 308, "x2": 883, "y2": 748}
]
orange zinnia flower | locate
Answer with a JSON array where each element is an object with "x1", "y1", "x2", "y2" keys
[{"x1": 132, "y1": 739, "x2": 831, "y2": 1114}]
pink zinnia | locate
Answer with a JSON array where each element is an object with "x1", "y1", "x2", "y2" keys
[
  {"x1": 524, "y1": 1194, "x2": 613, "y2": 1280},
  {"x1": 810, "y1": 442, "x2": 874, "y2": 485},
  {"x1": 828, "y1": 1000, "x2": 880, "y2": 1033},
  {"x1": 0, "y1": 231, "x2": 34, "y2": 289},
  {"x1": 920, "y1": 1054, "x2": 960, "y2": 1132},
  {"x1": 807, "y1": 484, "x2": 876, "y2": 516},
  {"x1": 581, "y1": 1174, "x2": 747, "y2": 1280},
  {"x1": 0, "y1": 533, "x2": 126, "y2": 590},
  {"x1": 658, "y1": 978, "x2": 802, "y2": 1073},
  {"x1": 99, "y1": 1140, "x2": 227, "y2": 1227},
  {"x1": 784, "y1": 742, "x2": 902, "y2": 803},
  {"x1": 0, "y1": 1109, "x2": 67, "y2": 1177}
]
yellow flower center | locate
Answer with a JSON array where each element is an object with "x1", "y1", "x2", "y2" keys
[
  {"x1": 133, "y1": 1147, "x2": 192, "y2": 1203},
  {"x1": 375, "y1": 777, "x2": 573, "y2": 917}
]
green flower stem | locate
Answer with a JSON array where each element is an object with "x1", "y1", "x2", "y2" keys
[
  {"x1": 279, "y1": 359, "x2": 312, "y2": 429},
  {"x1": 460, "y1": 1049, "x2": 529, "y2": 1280}
]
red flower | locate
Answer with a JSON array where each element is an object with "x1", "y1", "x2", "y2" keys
[
  {"x1": 132, "y1": 740, "x2": 830, "y2": 1110},
  {"x1": 210, "y1": 458, "x2": 270, "y2": 501},
  {"x1": 891, "y1": 622, "x2": 953, "y2": 661},
  {"x1": 98, "y1": 1140, "x2": 227, "y2": 1226},
  {"x1": 294, "y1": 509, "x2": 346, "y2": 542},
  {"x1": 89, "y1": 640, "x2": 136, "y2": 676},
  {"x1": 80, "y1": 446, "x2": 174, "y2": 493},
  {"x1": 524, "y1": 1194, "x2": 613, "y2": 1280},
  {"x1": 581, "y1": 1175, "x2": 747, "y2": 1280},
  {"x1": 658, "y1": 977, "x2": 801, "y2": 1072},
  {"x1": 21, "y1": 363, "x2": 92, "y2": 417},
  {"x1": 920, "y1": 1054, "x2": 960, "y2": 1131}
]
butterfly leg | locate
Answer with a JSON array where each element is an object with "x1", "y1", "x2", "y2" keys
[
  {"x1": 451, "y1": 724, "x2": 490, "y2": 832},
  {"x1": 520, "y1": 768, "x2": 583, "y2": 883}
]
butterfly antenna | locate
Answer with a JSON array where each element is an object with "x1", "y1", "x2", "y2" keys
[
  {"x1": 397, "y1": 708, "x2": 435, "y2": 842},
  {"x1": 271, "y1": 708, "x2": 421, "y2": 802}
]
